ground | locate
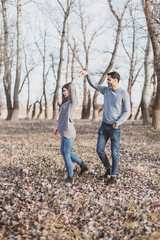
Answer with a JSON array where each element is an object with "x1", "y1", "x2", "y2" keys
[{"x1": 0, "y1": 119, "x2": 159, "y2": 240}]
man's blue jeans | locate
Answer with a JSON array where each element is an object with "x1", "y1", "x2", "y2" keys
[
  {"x1": 97, "y1": 122, "x2": 121, "y2": 176},
  {"x1": 60, "y1": 137, "x2": 83, "y2": 177}
]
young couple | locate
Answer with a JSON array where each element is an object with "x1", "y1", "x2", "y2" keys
[{"x1": 53, "y1": 70, "x2": 130, "y2": 184}]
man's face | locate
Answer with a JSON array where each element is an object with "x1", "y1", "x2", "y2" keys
[{"x1": 107, "y1": 75, "x2": 117, "y2": 87}]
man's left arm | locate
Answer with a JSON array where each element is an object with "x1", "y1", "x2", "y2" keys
[{"x1": 115, "y1": 91, "x2": 131, "y2": 126}]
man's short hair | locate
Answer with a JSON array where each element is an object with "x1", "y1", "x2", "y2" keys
[{"x1": 107, "y1": 71, "x2": 120, "y2": 82}]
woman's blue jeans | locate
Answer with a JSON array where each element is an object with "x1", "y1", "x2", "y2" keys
[
  {"x1": 97, "y1": 122, "x2": 121, "y2": 176},
  {"x1": 60, "y1": 137, "x2": 83, "y2": 177}
]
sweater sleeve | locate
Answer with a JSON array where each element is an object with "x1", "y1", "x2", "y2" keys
[
  {"x1": 87, "y1": 75, "x2": 105, "y2": 95},
  {"x1": 116, "y1": 91, "x2": 131, "y2": 126},
  {"x1": 69, "y1": 83, "x2": 77, "y2": 107}
]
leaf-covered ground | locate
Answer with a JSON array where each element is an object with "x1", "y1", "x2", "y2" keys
[{"x1": 0, "y1": 119, "x2": 159, "y2": 240}]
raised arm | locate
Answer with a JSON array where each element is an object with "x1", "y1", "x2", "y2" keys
[
  {"x1": 70, "y1": 72, "x2": 83, "y2": 105},
  {"x1": 81, "y1": 70, "x2": 105, "y2": 95}
]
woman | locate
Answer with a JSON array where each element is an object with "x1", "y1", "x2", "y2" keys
[{"x1": 53, "y1": 72, "x2": 88, "y2": 183}]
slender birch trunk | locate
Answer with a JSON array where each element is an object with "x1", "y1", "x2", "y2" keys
[
  {"x1": 11, "y1": 0, "x2": 22, "y2": 121},
  {"x1": 141, "y1": 36, "x2": 152, "y2": 124},
  {"x1": 1, "y1": 0, "x2": 13, "y2": 120}
]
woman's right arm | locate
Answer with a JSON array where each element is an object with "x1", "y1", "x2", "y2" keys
[{"x1": 69, "y1": 72, "x2": 83, "y2": 105}]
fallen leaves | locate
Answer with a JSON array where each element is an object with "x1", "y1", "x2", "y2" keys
[{"x1": 0, "y1": 119, "x2": 159, "y2": 239}]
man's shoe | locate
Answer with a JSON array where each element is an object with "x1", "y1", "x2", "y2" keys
[
  {"x1": 106, "y1": 176, "x2": 116, "y2": 185},
  {"x1": 65, "y1": 176, "x2": 73, "y2": 183},
  {"x1": 79, "y1": 162, "x2": 88, "y2": 175},
  {"x1": 100, "y1": 168, "x2": 110, "y2": 179}
]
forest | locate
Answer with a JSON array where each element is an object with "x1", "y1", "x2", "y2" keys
[
  {"x1": 0, "y1": 0, "x2": 160, "y2": 239},
  {"x1": 0, "y1": 0, "x2": 160, "y2": 129}
]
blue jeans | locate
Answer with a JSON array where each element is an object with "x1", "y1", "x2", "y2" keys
[
  {"x1": 60, "y1": 137, "x2": 83, "y2": 177},
  {"x1": 97, "y1": 122, "x2": 121, "y2": 176}
]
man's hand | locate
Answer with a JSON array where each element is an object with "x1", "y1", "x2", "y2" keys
[
  {"x1": 112, "y1": 123, "x2": 118, "y2": 129},
  {"x1": 81, "y1": 70, "x2": 89, "y2": 76},
  {"x1": 53, "y1": 126, "x2": 58, "y2": 135}
]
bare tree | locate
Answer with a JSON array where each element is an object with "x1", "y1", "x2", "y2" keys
[
  {"x1": 0, "y1": 36, "x2": 2, "y2": 73},
  {"x1": 121, "y1": 5, "x2": 144, "y2": 119},
  {"x1": 11, "y1": 0, "x2": 22, "y2": 121},
  {"x1": 78, "y1": 1, "x2": 100, "y2": 119},
  {"x1": 65, "y1": 23, "x2": 70, "y2": 83},
  {"x1": 92, "y1": 0, "x2": 131, "y2": 120},
  {"x1": 141, "y1": 36, "x2": 152, "y2": 124},
  {"x1": 36, "y1": 95, "x2": 43, "y2": 119},
  {"x1": 34, "y1": 25, "x2": 51, "y2": 119},
  {"x1": 31, "y1": 100, "x2": 38, "y2": 119},
  {"x1": 148, "y1": 74, "x2": 157, "y2": 117},
  {"x1": 142, "y1": 0, "x2": 160, "y2": 129},
  {"x1": 19, "y1": 47, "x2": 37, "y2": 119},
  {"x1": 70, "y1": 37, "x2": 76, "y2": 81},
  {"x1": 68, "y1": 1, "x2": 104, "y2": 119},
  {"x1": 52, "y1": 0, "x2": 75, "y2": 120},
  {"x1": 1, "y1": 0, "x2": 13, "y2": 120}
]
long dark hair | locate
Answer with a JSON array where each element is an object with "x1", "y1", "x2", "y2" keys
[
  {"x1": 61, "y1": 82, "x2": 78, "y2": 106},
  {"x1": 61, "y1": 82, "x2": 71, "y2": 105}
]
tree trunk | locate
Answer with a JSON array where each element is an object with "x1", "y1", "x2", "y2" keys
[
  {"x1": 134, "y1": 102, "x2": 141, "y2": 120},
  {"x1": 22, "y1": 49, "x2": 35, "y2": 120},
  {"x1": 71, "y1": 43, "x2": 75, "y2": 81},
  {"x1": 1, "y1": 0, "x2": 13, "y2": 120},
  {"x1": 142, "y1": 0, "x2": 160, "y2": 129},
  {"x1": 141, "y1": 36, "x2": 152, "y2": 124},
  {"x1": 65, "y1": 23, "x2": 70, "y2": 83},
  {"x1": 31, "y1": 101, "x2": 38, "y2": 119},
  {"x1": 26, "y1": 74, "x2": 32, "y2": 119},
  {"x1": 37, "y1": 98, "x2": 43, "y2": 119},
  {"x1": 0, "y1": 37, "x2": 2, "y2": 72},
  {"x1": 52, "y1": 20, "x2": 66, "y2": 120},
  {"x1": 53, "y1": 1, "x2": 72, "y2": 120},
  {"x1": 43, "y1": 57, "x2": 48, "y2": 119},
  {"x1": 81, "y1": 87, "x2": 91, "y2": 119},
  {"x1": 152, "y1": 84, "x2": 160, "y2": 129},
  {"x1": 127, "y1": 7, "x2": 136, "y2": 120},
  {"x1": 148, "y1": 78, "x2": 157, "y2": 117},
  {"x1": 44, "y1": 93, "x2": 48, "y2": 119},
  {"x1": 11, "y1": 0, "x2": 22, "y2": 121}
]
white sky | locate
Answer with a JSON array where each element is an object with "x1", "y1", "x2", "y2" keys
[{"x1": 0, "y1": 0, "x2": 153, "y2": 113}]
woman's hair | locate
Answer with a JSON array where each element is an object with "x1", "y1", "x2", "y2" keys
[
  {"x1": 61, "y1": 82, "x2": 78, "y2": 106},
  {"x1": 61, "y1": 83, "x2": 71, "y2": 105}
]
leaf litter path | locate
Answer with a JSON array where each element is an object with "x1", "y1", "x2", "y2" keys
[{"x1": 0, "y1": 120, "x2": 159, "y2": 240}]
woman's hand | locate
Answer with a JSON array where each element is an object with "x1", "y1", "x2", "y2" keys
[{"x1": 72, "y1": 71, "x2": 84, "y2": 83}]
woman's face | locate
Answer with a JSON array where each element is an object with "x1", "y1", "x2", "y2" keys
[{"x1": 62, "y1": 87, "x2": 69, "y2": 99}]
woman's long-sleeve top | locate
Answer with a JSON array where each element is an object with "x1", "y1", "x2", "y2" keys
[{"x1": 58, "y1": 83, "x2": 77, "y2": 138}]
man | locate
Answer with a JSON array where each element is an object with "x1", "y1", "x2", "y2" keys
[{"x1": 81, "y1": 70, "x2": 130, "y2": 185}]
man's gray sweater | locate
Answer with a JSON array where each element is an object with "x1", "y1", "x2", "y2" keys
[
  {"x1": 58, "y1": 83, "x2": 77, "y2": 138},
  {"x1": 87, "y1": 75, "x2": 130, "y2": 126}
]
